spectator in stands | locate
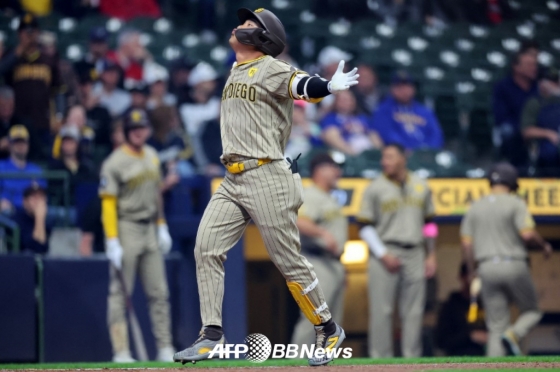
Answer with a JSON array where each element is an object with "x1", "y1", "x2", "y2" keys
[
  {"x1": 436, "y1": 262, "x2": 487, "y2": 356},
  {"x1": 353, "y1": 64, "x2": 383, "y2": 115},
  {"x1": 521, "y1": 67, "x2": 560, "y2": 177},
  {"x1": 145, "y1": 63, "x2": 177, "y2": 110},
  {"x1": 0, "y1": 13, "x2": 63, "y2": 143},
  {"x1": 79, "y1": 196, "x2": 104, "y2": 256},
  {"x1": 0, "y1": 125, "x2": 46, "y2": 213},
  {"x1": 0, "y1": 86, "x2": 16, "y2": 159},
  {"x1": 179, "y1": 62, "x2": 220, "y2": 173},
  {"x1": 321, "y1": 90, "x2": 381, "y2": 155},
  {"x1": 519, "y1": 40, "x2": 540, "y2": 59},
  {"x1": 13, "y1": 184, "x2": 51, "y2": 254},
  {"x1": 126, "y1": 82, "x2": 150, "y2": 111},
  {"x1": 107, "y1": 29, "x2": 150, "y2": 87},
  {"x1": 73, "y1": 27, "x2": 110, "y2": 84},
  {"x1": 92, "y1": 60, "x2": 131, "y2": 117},
  {"x1": 285, "y1": 100, "x2": 322, "y2": 160},
  {"x1": 111, "y1": 121, "x2": 125, "y2": 149},
  {"x1": 199, "y1": 117, "x2": 224, "y2": 176},
  {"x1": 168, "y1": 57, "x2": 195, "y2": 106},
  {"x1": 49, "y1": 125, "x2": 97, "y2": 204},
  {"x1": 493, "y1": 51, "x2": 538, "y2": 169},
  {"x1": 52, "y1": 105, "x2": 95, "y2": 161},
  {"x1": 370, "y1": 0, "x2": 423, "y2": 26},
  {"x1": 77, "y1": 74, "x2": 112, "y2": 149},
  {"x1": 316, "y1": 46, "x2": 354, "y2": 117},
  {"x1": 373, "y1": 70, "x2": 443, "y2": 150},
  {"x1": 318, "y1": 46, "x2": 353, "y2": 81},
  {"x1": 148, "y1": 106, "x2": 195, "y2": 181},
  {"x1": 99, "y1": 0, "x2": 161, "y2": 20},
  {"x1": 0, "y1": 32, "x2": 5, "y2": 61}
]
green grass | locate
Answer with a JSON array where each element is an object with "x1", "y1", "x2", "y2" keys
[{"x1": 1, "y1": 356, "x2": 560, "y2": 370}]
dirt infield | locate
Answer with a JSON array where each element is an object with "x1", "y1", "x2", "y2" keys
[{"x1": 14, "y1": 362, "x2": 558, "y2": 372}]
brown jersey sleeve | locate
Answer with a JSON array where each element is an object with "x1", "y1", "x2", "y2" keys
[{"x1": 265, "y1": 59, "x2": 299, "y2": 99}]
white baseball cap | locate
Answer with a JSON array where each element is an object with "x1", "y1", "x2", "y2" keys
[
  {"x1": 317, "y1": 46, "x2": 353, "y2": 68},
  {"x1": 188, "y1": 62, "x2": 218, "y2": 86},
  {"x1": 144, "y1": 62, "x2": 169, "y2": 85}
]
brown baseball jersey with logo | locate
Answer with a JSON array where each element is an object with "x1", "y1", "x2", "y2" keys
[
  {"x1": 299, "y1": 185, "x2": 348, "y2": 255},
  {"x1": 358, "y1": 173, "x2": 434, "y2": 246},
  {"x1": 460, "y1": 193, "x2": 535, "y2": 261},
  {"x1": 221, "y1": 55, "x2": 300, "y2": 160},
  {"x1": 99, "y1": 145, "x2": 161, "y2": 221}
]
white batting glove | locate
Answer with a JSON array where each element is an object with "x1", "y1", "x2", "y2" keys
[
  {"x1": 106, "y1": 238, "x2": 123, "y2": 270},
  {"x1": 328, "y1": 60, "x2": 359, "y2": 93},
  {"x1": 158, "y1": 223, "x2": 173, "y2": 254}
]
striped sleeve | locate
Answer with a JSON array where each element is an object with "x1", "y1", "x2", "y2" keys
[{"x1": 265, "y1": 59, "x2": 298, "y2": 99}]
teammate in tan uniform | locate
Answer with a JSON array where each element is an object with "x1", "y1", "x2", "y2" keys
[
  {"x1": 357, "y1": 144, "x2": 438, "y2": 358},
  {"x1": 461, "y1": 163, "x2": 552, "y2": 356},
  {"x1": 291, "y1": 154, "x2": 347, "y2": 348},
  {"x1": 174, "y1": 7, "x2": 358, "y2": 366},
  {"x1": 100, "y1": 109, "x2": 174, "y2": 362}
]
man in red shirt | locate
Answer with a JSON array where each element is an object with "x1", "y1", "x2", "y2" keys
[{"x1": 106, "y1": 29, "x2": 150, "y2": 88}]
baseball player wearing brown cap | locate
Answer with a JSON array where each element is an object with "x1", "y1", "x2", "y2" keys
[
  {"x1": 174, "y1": 7, "x2": 359, "y2": 366},
  {"x1": 99, "y1": 109, "x2": 174, "y2": 362},
  {"x1": 461, "y1": 162, "x2": 552, "y2": 356}
]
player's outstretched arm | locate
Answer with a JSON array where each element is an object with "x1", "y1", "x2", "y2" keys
[{"x1": 292, "y1": 60, "x2": 359, "y2": 102}]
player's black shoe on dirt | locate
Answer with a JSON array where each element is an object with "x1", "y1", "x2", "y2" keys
[
  {"x1": 173, "y1": 327, "x2": 226, "y2": 364},
  {"x1": 308, "y1": 322, "x2": 346, "y2": 366},
  {"x1": 501, "y1": 329, "x2": 522, "y2": 356}
]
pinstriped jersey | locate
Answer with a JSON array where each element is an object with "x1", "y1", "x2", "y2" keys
[{"x1": 221, "y1": 55, "x2": 299, "y2": 160}]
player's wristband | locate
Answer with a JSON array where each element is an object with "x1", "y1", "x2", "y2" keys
[{"x1": 423, "y1": 222, "x2": 439, "y2": 238}]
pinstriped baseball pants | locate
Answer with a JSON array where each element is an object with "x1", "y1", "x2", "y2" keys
[{"x1": 195, "y1": 159, "x2": 332, "y2": 327}]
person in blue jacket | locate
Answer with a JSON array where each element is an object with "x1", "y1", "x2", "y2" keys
[{"x1": 373, "y1": 71, "x2": 443, "y2": 150}]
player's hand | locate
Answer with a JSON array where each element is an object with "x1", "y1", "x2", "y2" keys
[
  {"x1": 543, "y1": 242, "x2": 553, "y2": 259},
  {"x1": 424, "y1": 252, "x2": 437, "y2": 278},
  {"x1": 158, "y1": 223, "x2": 173, "y2": 254},
  {"x1": 470, "y1": 330, "x2": 488, "y2": 345},
  {"x1": 319, "y1": 230, "x2": 339, "y2": 255},
  {"x1": 106, "y1": 238, "x2": 123, "y2": 269},
  {"x1": 380, "y1": 253, "x2": 401, "y2": 274},
  {"x1": 328, "y1": 60, "x2": 359, "y2": 94}
]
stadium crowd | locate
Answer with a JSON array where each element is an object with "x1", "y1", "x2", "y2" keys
[{"x1": 0, "y1": 0, "x2": 557, "y2": 360}]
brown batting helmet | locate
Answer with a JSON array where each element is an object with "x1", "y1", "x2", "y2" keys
[
  {"x1": 488, "y1": 162, "x2": 519, "y2": 191},
  {"x1": 234, "y1": 8, "x2": 286, "y2": 57}
]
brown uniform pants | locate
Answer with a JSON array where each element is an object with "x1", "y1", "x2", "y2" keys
[
  {"x1": 108, "y1": 220, "x2": 172, "y2": 353},
  {"x1": 195, "y1": 160, "x2": 332, "y2": 327},
  {"x1": 368, "y1": 245, "x2": 425, "y2": 358},
  {"x1": 479, "y1": 259, "x2": 542, "y2": 356}
]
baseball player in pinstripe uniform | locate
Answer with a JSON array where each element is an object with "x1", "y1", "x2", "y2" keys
[
  {"x1": 173, "y1": 7, "x2": 358, "y2": 366},
  {"x1": 461, "y1": 163, "x2": 552, "y2": 356},
  {"x1": 357, "y1": 144, "x2": 438, "y2": 358},
  {"x1": 291, "y1": 153, "x2": 347, "y2": 349},
  {"x1": 100, "y1": 109, "x2": 174, "y2": 362}
]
